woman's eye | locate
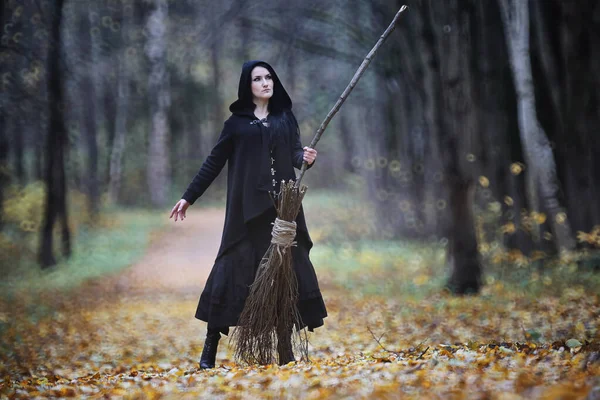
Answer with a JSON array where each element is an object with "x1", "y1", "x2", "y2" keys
[{"x1": 266, "y1": 75, "x2": 272, "y2": 80}]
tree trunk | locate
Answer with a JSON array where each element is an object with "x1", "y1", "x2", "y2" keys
[
  {"x1": 39, "y1": 0, "x2": 71, "y2": 268},
  {"x1": 0, "y1": 112, "x2": 8, "y2": 230},
  {"x1": 413, "y1": 1, "x2": 448, "y2": 239},
  {"x1": 103, "y1": 83, "x2": 117, "y2": 190},
  {"x1": 108, "y1": 59, "x2": 129, "y2": 204},
  {"x1": 11, "y1": 118, "x2": 25, "y2": 184},
  {"x1": 286, "y1": 48, "x2": 297, "y2": 97},
  {"x1": 550, "y1": 0, "x2": 600, "y2": 235},
  {"x1": 83, "y1": 5, "x2": 104, "y2": 217},
  {"x1": 418, "y1": 0, "x2": 482, "y2": 293},
  {"x1": 238, "y1": 17, "x2": 251, "y2": 62},
  {"x1": 145, "y1": 0, "x2": 171, "y2": 207},
  {"x1": 210, "y1": 17, "x2": 224, "y2": 141},
  {"x1": 34, "y1": 130, "x2": 44, "y2": 181},
  {"x1": 498, "y1": 0, "x2": 576, "y2": 254},
  {"x1": 108, "y1": 5, "x2": 132, "y2": 205},
  {"x1": 446, "y1": 179, "x2": 481, "y2": 294},
  {"x1": 338, "y1": 113, "x2": 355, "y2": 173},
  {"x1": 392, "y1": 0, "x2": 437, "y2": 236},
  {"x1": 81, "y1": 73, "x2": 99, "y2": 218},
  {"x1": 474, "y1": 0, "x2": 532, "y2": 255}
]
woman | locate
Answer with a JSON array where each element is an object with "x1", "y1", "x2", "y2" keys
[{"x1": 170, "y1": 60, "x2": 327, "y2": 369}]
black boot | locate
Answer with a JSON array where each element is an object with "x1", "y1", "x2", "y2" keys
[
  {"x1": 278, "y1": 345, "x2": 295, "y2": 365},
  {"x1": 199, "y1": 328, "x2": 221, "y2": 369},
  {"x1": 277, "y1": 332, "x2": 295, "y2": 365}
]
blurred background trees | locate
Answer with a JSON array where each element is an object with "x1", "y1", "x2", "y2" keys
[{"x1": 1, "y1": 0, "x2": 599, "y2": 292}]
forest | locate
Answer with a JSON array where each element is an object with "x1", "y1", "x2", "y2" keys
[{"x1": 1, "y1": 0, "x2": 599, "y2": 398}]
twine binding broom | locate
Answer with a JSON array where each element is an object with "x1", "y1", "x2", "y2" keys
[{"x1": 231, "y1": 5, "x2": 409, "y2": 366}]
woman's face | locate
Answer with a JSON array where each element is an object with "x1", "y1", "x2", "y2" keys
[{"x1": 250, "y1": 66, "x2": 273, "y2": 102}]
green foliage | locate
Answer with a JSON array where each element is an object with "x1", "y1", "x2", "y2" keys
[
  {"x1": 0, "y1": 181, "x2": 165, "y2": 293},
  {"x1": 306, "y1": 189, "x2": 446, "y2": 298},
  {"x1": 303, "y1": 188, "x2": 379, "y2": 243},
  {"x1": 307, "y1": 189, "x2": 600, "y2": 299},
  {"x1": 470, "y1": 185, "x2": 600, "y2": 295},
  {"x1": 1, "y1": 182, "x2": 47, "y2": 266},
  {"x1": 2, "y1": 181, "x2": 46, "y2": 227},
  {"x1": 312, "y1": 240, "x2": 446, "y2": 299},
  {"x1": 0, "y1": 208, "x2": 165, "y2": 294},
  {"x1": 0, "y1": 181, "x2": 100, "y2": 270},
  {"x1": 111, "y1": 121, "x2": 150, "y2": 206}
]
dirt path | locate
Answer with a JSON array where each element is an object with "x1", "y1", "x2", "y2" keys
[{"x1": 112, "y1": 208, "x2": 225, "y2": 295}]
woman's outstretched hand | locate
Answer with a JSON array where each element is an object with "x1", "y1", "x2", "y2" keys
[
  {"x1": 170, "y1": 199, "x2": 190, "y2": 221},
  {"x1": 303, "y1": 147, "x2": 317, "y2": 165}
]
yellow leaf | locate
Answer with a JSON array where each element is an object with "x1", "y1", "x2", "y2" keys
[
  {"x1": 514, "y1": 371, "x2": 541, "y2": 394},
  {"x1": 479, "y1": 176, "x2": 490, "y2": 188},
  {"x1": 510, "y1": 163, "x2": 524, "y2": 175},
  {"x1": 413, "y1": 275, "x2": 429, "y2": 286},
  {"x1": 501, "y1": 222, "x2": 516, "y2": 234}
]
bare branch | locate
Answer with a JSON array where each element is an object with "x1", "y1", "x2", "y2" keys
[
  {"x1": 416, "y1": 346, "x2": 429, "y2": 359},
  {"x1": 366, "y1": 326, "x2": 399, "y2": 355}
]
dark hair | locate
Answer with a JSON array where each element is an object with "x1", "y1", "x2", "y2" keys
[{"x1": 267, "y1": 111, "x2": 296, "y2": 150}]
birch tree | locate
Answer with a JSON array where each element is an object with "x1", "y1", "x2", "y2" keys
[{"x1": 498, "y1": 0, "x2": 576, "y2": 254}]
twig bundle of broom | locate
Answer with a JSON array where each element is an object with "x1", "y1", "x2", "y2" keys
[
  {"x1": 232, "y1": 5, "x2": 409, "y2": 366},
  {"x1": 232, "y1": 180, "x2": 309, "y2": 365}
]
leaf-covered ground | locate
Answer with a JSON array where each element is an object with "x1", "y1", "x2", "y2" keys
[{"x1": 1, "y1": 208, "x2": 599, "y2": 399}]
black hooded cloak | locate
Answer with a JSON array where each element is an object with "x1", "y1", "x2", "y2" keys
[{"x1": 182, "y1": 60, "x2": 327, "y2": 332}]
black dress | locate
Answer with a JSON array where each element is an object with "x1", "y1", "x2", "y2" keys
[
  {"x1": 195, "y1": 141, "x2": 327, "y2": 335},
  {"x1": 184, "y1": 60, "x2": 327, "y2": 335}
]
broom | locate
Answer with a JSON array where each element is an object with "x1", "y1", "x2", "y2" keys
[{"x1": 231, "y1": 5, "x2": 409, "y2": 366}]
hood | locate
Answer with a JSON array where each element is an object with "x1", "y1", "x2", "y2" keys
[{"x1": 228, "y1": 60, "x2": 292, "y2": 116}]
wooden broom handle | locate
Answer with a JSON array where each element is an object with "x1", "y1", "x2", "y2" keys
[{"x1": 294, "y1": 5, "x2": 409, "y2": 189}]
